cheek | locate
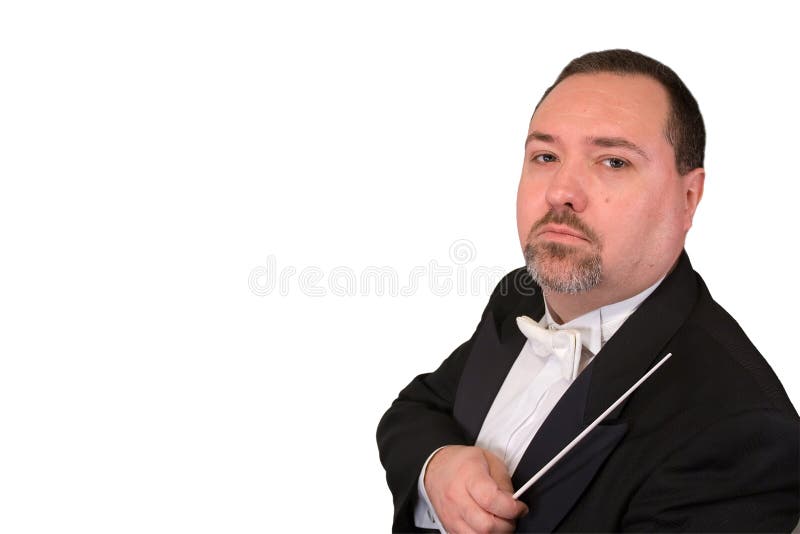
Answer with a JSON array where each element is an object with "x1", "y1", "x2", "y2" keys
[
  {"x1": 516, "y1": 204, "x2": 532, "y2": 246},
  {"x1": 604, "y1": 198, "x2": 681, "y2": 259},
  {"x1": 516, "y1": 181, "x2": 546, "y2": 243},
  {"x1": 596, "y1": 199, "x2": 655, "y2": 254}
]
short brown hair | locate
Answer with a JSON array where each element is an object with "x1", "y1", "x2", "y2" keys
[{"x1": 536, "y1": 49, "x2": 705, "y2": 175}]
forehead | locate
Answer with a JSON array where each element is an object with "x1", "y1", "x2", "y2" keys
[{"x1": 530, "y1": 73, "x2": 671, "y2": 141}]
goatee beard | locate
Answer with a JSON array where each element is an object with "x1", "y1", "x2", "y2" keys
[
  {"x1": 523, "y1": 210, "x2": 603, "y2": 294},
  {"x1": 524, "y1": 242, "x2": 602, "y2": 294}
]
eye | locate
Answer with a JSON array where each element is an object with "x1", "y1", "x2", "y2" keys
[
  {"x1": 532, "y1": 153, "x2": 558, "y2": 164},
  {"x1": 601, "y1": 157, "x2": 629, "y2": 169}
]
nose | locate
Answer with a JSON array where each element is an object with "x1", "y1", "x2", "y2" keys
[{"x1": 545, "y1": 158, "x2": 588, "y2": 212}]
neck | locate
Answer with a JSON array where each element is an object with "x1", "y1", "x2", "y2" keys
[
  {"x1": 544, "y1": 255, "x2": 680, "y2": 324},
  {"x1": 544, "y1": 289, "x2": 616, "y2": 324}
]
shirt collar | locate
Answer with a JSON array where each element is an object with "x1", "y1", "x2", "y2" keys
[{"x1": 540, "y1": 275, "x2": 666, "y2": 356}]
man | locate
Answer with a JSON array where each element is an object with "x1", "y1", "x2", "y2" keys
[{"x1": 376, "y1": 49, "x2": 800, "y2": 533}]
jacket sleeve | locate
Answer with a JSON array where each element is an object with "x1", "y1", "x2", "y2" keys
[
  {"x1": 375, "y1": 274, "x2": 511, "y2": 532},
  {"x1": 622, "y1": 409, "x2": 800, "y2": 532}
]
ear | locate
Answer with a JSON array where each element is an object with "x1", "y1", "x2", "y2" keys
[{"x1": 682, "y1": 167, "x2": 705, "y2": 231}]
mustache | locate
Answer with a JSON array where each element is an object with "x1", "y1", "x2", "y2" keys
[{"x1": 529, "y1": 210, "x2": 600, "y2": 244}]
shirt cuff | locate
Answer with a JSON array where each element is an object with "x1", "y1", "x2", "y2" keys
[{"x1": 413, "y1": 446, "x2": 448, "y2": 531}]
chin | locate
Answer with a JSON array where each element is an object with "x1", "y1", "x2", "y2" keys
[{"x1": 523, "y1": 242, "x2": 602, "y2": 294}]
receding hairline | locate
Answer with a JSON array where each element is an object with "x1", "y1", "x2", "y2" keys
[
  {"x1": 532, "y1": 71, "x2": 671, "y2": 116},
  {"x1": 529, "y1": 71, "x2": 672, "y2": 159}
]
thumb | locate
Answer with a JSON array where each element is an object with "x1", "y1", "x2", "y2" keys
[
  {"x1": 482, "y1": 449, "x2": 514, "y2": 493},
  {"x1": 483, "y1": 449, "x2": 529, "y2": 517}
]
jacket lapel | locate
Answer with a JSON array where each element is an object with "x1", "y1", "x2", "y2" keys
[
  {"x1": 513, "y1": 251, "x2": 699, "y2": 531},
  {"x1": 584, "y1": 251, "x2": 699, "y2": 423},
  {"x1": 454, "y1": 252, "x2": 700, "y2": 531},
  {"x1": 453, "y1": 287, "x2": 545, "y2": 441}
]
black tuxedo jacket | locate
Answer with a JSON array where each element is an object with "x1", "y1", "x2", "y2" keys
[{"x1": 377, "y1": 252, "x2": 800, "y2": 532}]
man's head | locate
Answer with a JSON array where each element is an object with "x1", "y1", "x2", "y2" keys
[{"x1": 516, "y1": 50, "x2": 705, "y2": 315}]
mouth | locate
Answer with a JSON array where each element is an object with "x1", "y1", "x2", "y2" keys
[{"x1": 536, "y1": 224, "x2": 591, "y2": 243}]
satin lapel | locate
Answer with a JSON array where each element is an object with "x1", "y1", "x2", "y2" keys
[
  {"x1": 511, "y1": 364, "x2": 628, "y2": 532},
  {"x1": 453, "y1": 291, "x2": 545, "y2": 443},
  {"x1": 584, "y1": 250, "x2": 699, "y2": 423}
]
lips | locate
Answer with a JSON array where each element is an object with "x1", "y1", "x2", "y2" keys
[{"x1": 536, "y1": 224, "x2": 590, "y2": 242}]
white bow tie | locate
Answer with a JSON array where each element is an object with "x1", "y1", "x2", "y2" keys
[{"x1": 516, "y1": 315, "x2": 583, "y2": 381}]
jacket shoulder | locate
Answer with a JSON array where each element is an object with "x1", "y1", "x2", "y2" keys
[{"x1": 680, "y1": 275, "x2": 798, "y2": 416}]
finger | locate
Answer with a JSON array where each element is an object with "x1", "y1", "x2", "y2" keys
[
  {"x1": 445, "y1": 484, "x2": 505, "y2": 534},
  {"x1": 467, "y1": 477, "x2": 528, "y2": 520},
  {"x1": 434, "y1": 486, "x2": 481, "y2": 534},
  {"x1": 480, "y1": 451, "x2": 529, "y2": 518},
  {"x1": 460, "y1": 505, "x2": 516, "y2": 533},
  {"x1": 445, "y1": 518, "x2": 477, "y2": 534},
  {"x1": 462, "y1": 502, "x2": 503, "y2": 534},
  {"x1": 448, "y1": 518, "x2": 479, "y2": 534},
  {"x1": 489, "y1": 515, "x2": 516, "y2": 533}
]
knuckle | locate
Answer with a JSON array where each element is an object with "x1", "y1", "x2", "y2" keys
[
  {"x1": 450, "y1": 519, "x2": 473, "y2": 534},
  {"x1": 459, "y1": 457, "x2": 481, "y2": 475},
  {"x1": 473, "y1": 514, "x2": 495, "y2": 533},
  {"x1": 443, "y1": 484, "x2": 460, "y2": 503},
  {"x1": 496, "y1": 519, "x2": 516, "y2": 533},
  {"x1": 472, "y1": 480, "x2": 498, "y2": 508}
]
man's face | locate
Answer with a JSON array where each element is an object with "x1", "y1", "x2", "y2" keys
[{"x1": 517, "y1": 72, "x2": 703, "y2": 300}]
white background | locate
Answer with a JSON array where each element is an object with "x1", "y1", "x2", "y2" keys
[{"x1": 1, "y1": 1, "x2": 798, "y2": 532}]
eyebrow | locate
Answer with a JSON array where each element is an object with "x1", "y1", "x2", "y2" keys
[
  {"x1": 525, "y1": 130, "x2": 651, "y2": 161},
  {"x1": 525, "y1": 131, "x2": 556, "y2": 146},
  {"x1": 588, "y1": 136, "x2": 650, "y2": 161}
]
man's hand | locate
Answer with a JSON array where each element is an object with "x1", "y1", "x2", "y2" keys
[{"x1": 424, "y1": 445, "x2": 529, "y2": 533}]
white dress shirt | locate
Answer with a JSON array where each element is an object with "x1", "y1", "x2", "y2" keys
[{"x1": 414, "y1": 277, "x2": 665, "y2": 529}]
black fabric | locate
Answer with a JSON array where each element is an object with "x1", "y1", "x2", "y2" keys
[{"x1": 376, "y1": 251, "x2": 800, "y2": 532}]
